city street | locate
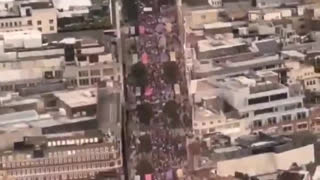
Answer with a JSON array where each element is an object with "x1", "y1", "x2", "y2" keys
[{"x1": 124, "y1": 0, "x2": 191, "y2": 179}]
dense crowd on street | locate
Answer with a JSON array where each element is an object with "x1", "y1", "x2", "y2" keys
[{"x1": 128, "y1": 0, "x2": 191, "y2": 178}]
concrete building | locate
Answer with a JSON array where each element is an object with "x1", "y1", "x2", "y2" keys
[
  {"x1": 191, "y1": 70, "x2": 309, "y2": 134},
  {"x1": 192, "y1": 96, "x2": 248, "y2": 138},
  {"x1": 192, "y1": 54, "x2": 284, "y2": 79},
  {"x1": 97, "y1": 80, "x2": 121, "y2": 136},
  {"x1": 249, "y1": 9, "x2": 292, "y2": 22},
  {"x1": 252, "y1": 0, "x2": 301, "y2": 9},
  {"x1": 217, "y1": 144, "x2": 314, "y2": 177},
  {"x1": 0, "y1": 130, "x2": 122, "y2": 180},
  {"x1": 208, "y1": 0, "x2": 222, "y2": 8},
  {"x1": 52, "y1": 0, "x2": 92, "y2": 18},
  {"x1": 196, "y1": 37, "x2": 249, "y2": 60},
  {"x1": 53, "y1": 88, "x2": 97, "y2": 119},
  {"x1": 0, "y1": 2, "x2": 57, "y2": 34},
  {"x1": 0, "y1": 36, "x2": 120, "y2": 93},
  {"x1": 214, "y1": 72, "x2": 309, "y2": 134},
  {"x1": 286, "y1": 60, "x2": 320, "y2": 92},
  {"x1": 183, "y1": 6, "x2": 220, "y2": 30}
]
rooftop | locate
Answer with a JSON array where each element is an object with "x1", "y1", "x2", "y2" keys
[
  {"x1": 53, "y1": 88, "x2": 97, "y2": 108},
  {"x1": 197, "y1": 38, "x2": 246, "y2": 52},
  {"x1": 217, "y1": 144, "x2": 315, "y2": 177},
  {"x1": 21, "y1": 2, "x2": 54, "y2": 9},
  {"x1": 0, "y1": 110, "x2": 39, "y2": 126}
]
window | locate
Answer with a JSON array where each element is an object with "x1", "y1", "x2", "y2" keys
[
  {"x1": 9, "y1": 22, "x2": 12, "y2": 27},
  {"x1": 79, "y1": 79, "x2": 89, "y2": 86},
  {"x1": 267, "y1": 117, "x2": 277, "y2": 125},
  {"x1": 285, "y1": 104, "x2": 297, "y2": 111},
  {"x1": 70, "y1": 79, "x2": 77, "y2": 86},
  {"x1": 37, "y1": 20, "x2": 41, "y2": 25},
  {"x1": 202, "y1": 122, "x2": 206, "y2": 126},
  {"x1": 253, "y1": 120, "x2": 262, "y2": 128},
  {"x1": 38, "y1": 27, "x2": 42, "y2": 32},
  {"x1": 27, "y1": 20, "x2": 32, "y2": 25},
  {"x1": 91, "y1": 77, "x2": 100, "y2": 85},
  {"x1": 44, "y1": 71, "x2": 53, "y2": 79},
  {"x1": 49, "y1": 19, "x2": 54, "y2": 24},
  {"x1": 201, "y1": 15, "x2": 206, "y2": 19},
  {"x1": 89, "y1": 54, "x2": 99, "y2": 63},
  {"x1": 210, "y1": 121, "x2": 213, "y2": 125},
  {"x1": 103, "y1": 68, "x2": 113, "y2": 76},
  {"x1": 248, "y1": 96, "x2": 269, "y2": 105},
  {"x1": 297, "y1": 112, "x2": 306, "y2": 120},
  {"x1": 283, "y1": 126, "x2": 292, "y2": 132},
  {"x1": 270, "y1": 93, "x2": 288, "y2": 101},
  {"x1": 297, "y1": 123, "x2": 308, "y2": 129},
  {"x1": 254, "y1": 108, "x2": 273, "y2": 116},
  {"x1": 5, "y1": 22, "x2": 8, "y2": 27},
  {"x1": 282, "y1": 114, "x2": 291, "y2": 122},
  {"x1": 53, "y1": 71, "x2": 62, "y2": 79},
  {"x1": 19, "y1": 21, "x2": 21, "y2": 26},
  {"x1": 50, "y1": 26, "x2": 54, "y2": 31},
  {"x1": 266, "y1": 65, "x2": 276, "y2": 69},
  {"x1": 193, "y1": 123, "x2": 197, "y2": 127},
  {"x1": 14, "y1": 22, "x2": 17, "y2": 26},
  {"x1": 90, "y1": 69, "x2": 101, "y2": 76},
  {"x1": 0, "y1": 23, "x2": 3, "y2": 27},
  {"x1": 78, "y1": 70, "x2": 89, "y2": 77}
]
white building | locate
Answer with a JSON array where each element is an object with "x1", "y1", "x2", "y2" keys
[
  {"x1": 0, "y1": 2, "x2": 57, "y2": 34},
  {"x1": 192, "y1": 97, "x2": 248, "y2": 138},
  {"x1": 208, "y1": 0, "x2": 222, "y2": 8},
  {"x1": 217, "y1": 144, "x2": 314, "y2": 177},
  {"x1": 52, "y1": 0, "x2": 92, "y2": 18},
  {"x1": 213, "y1": 71, "x2": 309, "y2": 134},
  {"x1": 286, "y1": 60, "x2": 320, "y2": 92}
]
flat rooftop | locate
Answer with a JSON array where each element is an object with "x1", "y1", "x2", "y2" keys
[
  {"x1": 0, "y1": 110, "x2": 39, "y2": 126},
  {"x1": 194, "y1": 107, "x2": 224, "y2": 122},
  {"x1": 54, "y1": 88, "x2": 97, "y2": 108},
  {"x1": 197, "y1": 38, "x2": 246, "y2": 52}
]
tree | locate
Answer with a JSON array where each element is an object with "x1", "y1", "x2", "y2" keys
[
  {"x1": 131, "y1": 62, "x2": 148, "y2": 87},
  {"x1": 137, "y1": 103, "x2": 153, "y2": 126},
  {"x1": 163, "y1": 101, "x2": 181, "y2": 128},
  {"x1": 169, "y1": 113, "x2": 180, "y2": 128},
  {"x1": 163, "y1": 61, "x2": 179, "y2": 84},
  {"x1": 136, "y1": 159, "x2": 154, "y2": 176},
  {"x1": 163, "y1": 100, "x2": 179, "y2": 118},
  {"x1": 139, "y1": 134, "x2": 152, "y2": 153}
]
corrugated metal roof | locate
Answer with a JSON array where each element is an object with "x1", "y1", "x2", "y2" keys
[{"x1": 0, "y1": 110, "x2": 39, "y2": 125}]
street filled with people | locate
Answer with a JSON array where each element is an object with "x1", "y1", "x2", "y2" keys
[{"x1": 126, "y1": 0, "x2": 191, "y2": 179}]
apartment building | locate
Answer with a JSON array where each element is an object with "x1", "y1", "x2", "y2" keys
[
  {"x1": 213, "y1": 70, "x2": 309, "y2": 135},
  {"x1": 183, "y1": 6, "x2": 220, "y2": 30},
  {"x1": 0, "y1": 130, "x2": 122, "y2": 180},
  {"x1": 286, "y1": 60, "x2": 320, "y2": 92},
  {"x1": 0, "y1": 2, "x2": 57, "y2": 34},
  {"x1": 0, "y1": 35, "x2": 120, "y2": 93},
  {"x1": 192, "y1": 96, "x2": 248, "y2": 138}
]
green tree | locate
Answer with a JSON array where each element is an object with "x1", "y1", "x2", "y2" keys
[
  {"x1": 139, "y1": 134, "x2": 152, "y2": 153},
  {"x1": 163, "y1": 61, "x2": 179, "y2": 84},
  {"x1": 136, "y1": 159, "x2": 154, "y2": 176},
  {"x1": 137, "y1": 103, "x2": 153, "y2": 126},
  {"x1": 163, "y1": 101, "x2": 180, "y2": 128},
  {"x1": 131, "y1": 62, "x2": 148, "y2": 87}
]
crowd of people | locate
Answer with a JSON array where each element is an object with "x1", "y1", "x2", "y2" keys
[
  {"x1": 130, "y1": 0, "x2": 191, "y2": 179},
  {"x1": 150, "y1": 128, "x2": 186, "y2": 180}
]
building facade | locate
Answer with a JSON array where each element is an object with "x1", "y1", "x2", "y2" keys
[
  {"x1": 0, "y1": 131, "x2": 122, "y2": 180},
  {"x1": 0, "y1": 2, "x2": 57, "y2": 34},
  {"x1": 214, "y1": 72, "x2": 309, "y2": 135}
]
